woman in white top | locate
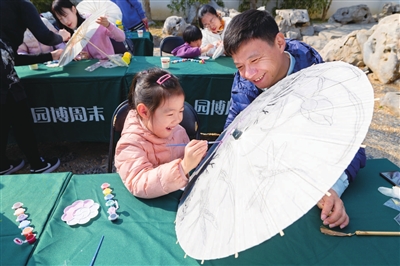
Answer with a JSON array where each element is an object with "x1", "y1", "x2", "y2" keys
[{"x1": 198, "y1": 4, "x2": 231, "y2": 57}]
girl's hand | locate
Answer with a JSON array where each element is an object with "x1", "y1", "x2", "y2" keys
[
  {"x1": 181, "y1": 140, "x2": 208, "y2": 175},
  {"x1": 74, "y1": 51, "x2": 90, "y2": 61},
  {"x1": 96, "y1": 16, "x2": 110, "y2": 28},
  {"x1": 58, "y1": 29, "x2": 71, "y2": 42},
  {"x1": 51, "y1": 49, "x2": 63, "y2": 60}
]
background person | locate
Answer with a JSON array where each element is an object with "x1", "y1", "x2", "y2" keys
[
  {"x1": 171, "y1": 25, "x2": 214, "y2": 58},
  {"x1": 51, "y1": 0, "x2": 125, "y2": 60},
  {"x1": 223, "y1": 9, "x2": 367, "y2": 229},
  {"x1": 115, "y1": 68, "x2": 208, "y2": 198},
  {"x1": 197, "y1": 4, "x2": 231, "y2": 57},
  {"x1": 111, "y1": 0, "x2": 149, "y2": 32},
  {"x1": 18, "y1": 16, "x2": 66, "y2": 55},
  {"x1": 1, "y1": 0, "x2": 70, "y2": 175}
]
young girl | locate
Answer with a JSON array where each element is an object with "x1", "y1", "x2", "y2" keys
[
  {"x1": 115, "y1": 68, "x2": 208, "y2": 198},
  {"x1": 51, "y1": 0, "x2": 125, "y2": 60},
  {"x1": 171, "y1": 25, "x2": 214, "y2": 58}
]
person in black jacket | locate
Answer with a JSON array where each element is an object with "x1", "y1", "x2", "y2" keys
[{"x1": 0, "y1": 0, "x2": 70, "y2": 174}]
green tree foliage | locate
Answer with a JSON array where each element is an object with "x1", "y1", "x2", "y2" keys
[
  {"x1": 238, "y1": 0, "x2": 271, "y2": 12},
  {"x1": 167, "y1": 0, "x2": 225, "y2": 15},
  {"x1": 31, "y1": 0, "x2": 53, "y2": 13},
  {"x1": 276, "y1": 0, "x2": 332, "y2": 20}
]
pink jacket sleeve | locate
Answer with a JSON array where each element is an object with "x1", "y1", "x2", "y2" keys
[
  {"x1": 106, "y1": 23, "x2": 126, "y2": 42},
  {"x1": 117, "y1": 143, "x2": 188, "y2": 198}
]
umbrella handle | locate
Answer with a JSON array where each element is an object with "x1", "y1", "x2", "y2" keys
[{"x1": 355, "y1": 231, "x2": 400, "y2": 236}]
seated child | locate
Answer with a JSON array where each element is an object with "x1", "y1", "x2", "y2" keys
[
  {"x1": 51, "y1": 0, "x2": 125, "y2": 60},
  {"x1": 114, "y1": 68, "x2": 208, "y2": 198},
  {"x1": 18, "y1": 17, "x2": 66, "y2": 55},
  {"x1": 171, "y1": 25, "x2": 214, "y2": 58}
]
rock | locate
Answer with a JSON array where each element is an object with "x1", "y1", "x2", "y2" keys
[
  {"x1": 356, "y1": 25, "x2": 377, "y2": 54},
  {"x1": 275, "y1": 9, "x2": 310, "y2": 38},
  {"x1": 380, "y1": 92, "x2": 400, "y2": 116},
  {"x1": 363, "y1": 14, "x2": 400, "y2": 84},
  {"x1": 162, "y1": 16, "x2": 189, "y2": 36},
  {"x1": 328, "y1": 4, "x2": 375, "y2": 24},
  {"x1": 300, "y1": 25, "x2": 314, "y2": 36},
  {"x1": 319, "y1": 31, "x2": 364, "y2": 66},
  {"x1": 302, "y1": 36, "x2": 329, "y2": 52}
]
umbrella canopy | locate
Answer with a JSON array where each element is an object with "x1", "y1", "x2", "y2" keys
[
  {"x1": 175, "y1": 61, "x2": 374, "y2": 261},
  {"x1": 77, "y1": 0, "x2": 122, "y2": 25},
  {"x1": 57, "y1": 0, "x2": 122, "y2": 67}
]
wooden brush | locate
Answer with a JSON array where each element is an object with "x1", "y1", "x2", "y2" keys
[{"x1": 320, "y1": 226, "x2": 400, "y2": 236}]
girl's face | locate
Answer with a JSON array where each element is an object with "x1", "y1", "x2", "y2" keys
[
  {"x1": 55, "y1": 6, "x2": 78, "y2": 29},
  {"x1": 201, "y1": 13, "x2": 221, "y2": 34},
  {"x1": 145, "y1": 94, "x2": 185, "y2": 139}
]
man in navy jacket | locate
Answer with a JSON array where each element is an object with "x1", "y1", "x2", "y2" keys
[{"x1": 223, "y1": 9, "x2": 366, "y2": 229}]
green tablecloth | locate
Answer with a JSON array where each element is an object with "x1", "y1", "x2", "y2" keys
[
  {"x1": 127, "y1": 31, "x2": 154, "y2": 56},
  {"x1": 15, "y1": 61, "x2": 128, "y2": 142},
  {"x1": 126, "y1": 56, "x2": 237, "y2": 133},
  {"x1": 27, "y1": 159, "x2": 400, "y2": 265},
  {"x1": 0, "y1": 172, "x2": 72, "y2": 266}
]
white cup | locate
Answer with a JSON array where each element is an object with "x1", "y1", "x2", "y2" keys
[
  {"x1": 161, "y1": 57, "x2": 170, "y2": 69},
  {"x1": 137, "y1": 29, "x2": 143, "y2": 37},
  {"x1": 29, "y1": 64, "x2": 38, "y2": 70}
]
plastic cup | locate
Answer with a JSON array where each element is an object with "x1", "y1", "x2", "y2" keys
[
  {"x1": 161, "y1": 57, "x2": 170, "y2": 69},
  {"x1": 29, "y1": 64, "x2": 38, "y2": 70},
  {"x1": 26, "y1": 234, "x2": 36, "y2": 244},
  {"x1": 22, "y1": 227, "x2": 34, "y2": 237},
  {"x1": 137, "y1": 29, "x2": 143, "y2": 37}
]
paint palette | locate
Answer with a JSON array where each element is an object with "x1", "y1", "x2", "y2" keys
[{"x1": 61, "y1": 199, "x2": 100, "y2": 226}]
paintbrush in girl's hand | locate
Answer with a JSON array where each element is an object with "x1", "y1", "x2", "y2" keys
[{"x1": 166, "y1": 141, "x2": 221, "y2": 147}]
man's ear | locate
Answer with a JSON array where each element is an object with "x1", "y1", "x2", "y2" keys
[
  {"x1": 275, "y1": 32, "x2": 286, "y2": 52},
  {"x1": 136, "y1": 103, "x2": 149, "y2": 119}
]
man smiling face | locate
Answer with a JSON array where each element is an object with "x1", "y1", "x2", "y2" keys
[{"x1": 232, "y1": 33, "x2": 290, "y2": 89}]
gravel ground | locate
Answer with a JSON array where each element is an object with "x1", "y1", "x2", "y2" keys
[{"x1": 5, "y1": 74, "x2": 399, "y2": 175}]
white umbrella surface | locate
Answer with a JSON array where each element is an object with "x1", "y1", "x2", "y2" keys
[
  {"x1": 175, "y1": 61, "x2": 375, "y2": 261},
  {"x1": 58, "y1": 0, "x2": 122, "y2": 67},
  {"x1": 77, "y1": 0, "x2": 122, "y2": 25}
]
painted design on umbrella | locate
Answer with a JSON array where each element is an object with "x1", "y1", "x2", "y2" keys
[{"x1": 176, "y1": 61, "x2": 374, "y2": 261}]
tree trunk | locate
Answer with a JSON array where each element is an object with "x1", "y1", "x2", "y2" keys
[
  {"x1": 321, "y1": 0, "x2": 332, "y2": 21},
  {"x1": 142, "y1": 0, "x2": 153, "y2": 23},
  {"x1": 250, "y1": 0, "x2": 257, "y2": 9}
]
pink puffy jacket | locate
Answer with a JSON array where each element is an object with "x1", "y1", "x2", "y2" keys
[
  {"x1": 115, "y1": 109, "x2": 190, "y2": 198},
  {"x1": 17, "y1": 17, "x2": 65, "y2": 55}
]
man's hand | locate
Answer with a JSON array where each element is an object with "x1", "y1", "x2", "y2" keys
[
  {"x1": 317, "y1": 189, "x2": 349, "y2": 229},
  {"x1": 58, "y1": 29, "x2": 70, "y2": 42},
  {"x1": 142, "y1": 18, "x2": 149, "y2": 30}
]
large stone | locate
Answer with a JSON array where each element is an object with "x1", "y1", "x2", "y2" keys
[
  {"x1": 162, "y1": 16, "x2": 189, "y2": 36},
  {"x1": 380, "y1": 92, "x2": 400, "y2": 116},
  {"x1": 363, "y1": 14, "x2": 400, "y2": 84},
  {"x1": 302, "y1": 36, "x2": 329, "y2": 52},
  {"x1": 328, "y1": 4, "x2": 375, "y2": 24},
  {"x1": 319, "y1": 31, "x2": 364, "y2": 66}
]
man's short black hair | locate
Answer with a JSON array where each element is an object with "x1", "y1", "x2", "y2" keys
[
  {"x1": 183, "y1": 25, "x2": 203, "y2": 43},
  {"x1": 224, "y1": 9, "x2": 279, "y2": 56}
]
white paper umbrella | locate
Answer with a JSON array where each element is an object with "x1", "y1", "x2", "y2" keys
[
  {"x1": 175, "y1": 61, "x2": 374, "y2": 261},
  {"x1": 77, "y1": 0, "x2": 122, "y2": 25},
  {"x1": 57, "y1": 8, "x2": 103, "y2": 67}
]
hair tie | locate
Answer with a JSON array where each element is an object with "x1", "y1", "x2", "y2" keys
[{"x1": 156, "y1": 74, "x2": 172, "y2": 85}]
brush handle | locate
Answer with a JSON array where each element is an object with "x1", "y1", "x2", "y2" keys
[{"x1": 355, "y1": 231, "x2": 400, "y2": 236}]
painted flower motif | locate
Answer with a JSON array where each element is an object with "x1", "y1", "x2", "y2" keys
[
  {"x1": 61, "y1": 199, "x2": 100, "y2": 226},
  {"x1": 300, "y1": 95, "x2": 334, "y2": 125}
]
